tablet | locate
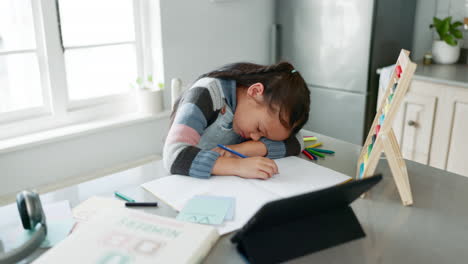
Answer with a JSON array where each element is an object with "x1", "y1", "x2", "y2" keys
[{"x1": 231, "y1": 174, "x2": 383, "y2": 263}]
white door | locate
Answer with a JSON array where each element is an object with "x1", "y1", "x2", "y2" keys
[
  {"x1": 393, "y1": 92, "x2": 437, "y2": 165},
  {"x1": 446, "y1": 101, "x2": 468, "y2": 177}
]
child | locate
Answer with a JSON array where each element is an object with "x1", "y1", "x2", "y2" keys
[{"x1": 164, "y1": 62, "x2": 310, "y2": 180}]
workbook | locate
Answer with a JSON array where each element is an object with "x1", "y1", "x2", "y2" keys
[
  {"x1": 142, "y1": 156, "x2": 351, "y2": 235},
  {"x1": 33, "y1": 208, "x2": 219, "y2": 264}
]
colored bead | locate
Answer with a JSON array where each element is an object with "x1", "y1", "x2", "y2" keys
[
  {"x1": 385, "y1": 104, "x2": 390, "y2": 114},
  {"x1": 379, "y1": 114, "x2": 385, "y2": 125},
  {"x1": 389, "y1": 93, "x2": 394, "y2": 103},
  {"x1": 396, "y1": 65, "x2": 402, "y2": 78},
  {"x1": 372, "y1": 134, "x2": 376, "y2": 144},
  {"x1": 392, "y1": 82, "x2": 398, "y2": 92},
  {"x1": 359, "y1": 163, "x2": 365, "y2": 179},
  {"x1": 376, "y1": 124, "x2": 381, "y2": 136},
  {"x1": 364, "y1": 153, "x2": 369, "y2": 163},
  {"x1": 368, "y1": 143, "x2": 373, "y2": 155}
]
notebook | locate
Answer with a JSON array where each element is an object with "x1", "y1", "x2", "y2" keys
[
  {"x1": 142, "y1": 156, "x2": 351, "y2": 235},
  {"x1": 33, "y1": 208, "x2": 219, "y2": 264}
]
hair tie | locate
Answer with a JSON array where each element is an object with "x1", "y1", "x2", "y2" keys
[{"x1": 291, "y1": 69, "x2": 297, "y2": 73}]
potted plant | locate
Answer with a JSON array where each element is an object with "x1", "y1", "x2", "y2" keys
[
  {"x1": 133, "y1": 75, "x2": 164, "y2": 114},
  {"x1": 430, "y1": 16, "x2": 464, "y2": 64}
]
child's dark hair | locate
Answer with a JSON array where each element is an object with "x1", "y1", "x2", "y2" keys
[
  {"x1": 171, "y1": 61, "x2": 310, "y2": 135},
  {"x1": 200, "y1": 61, "x2": 310, "y2": 134}
]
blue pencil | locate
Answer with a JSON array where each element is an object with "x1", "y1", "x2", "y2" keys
[{"x1": 217, "y1": 144, "x2": 248, "y2": 158}]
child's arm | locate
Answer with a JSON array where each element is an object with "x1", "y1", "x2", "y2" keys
[
  {"x1": 258, "y1": 131, "x2": 304, "y2": 158},
  {"x1": 214, "y1": 132, "x2": 304, "y2": 158},
  {"x1": 163, "y1": 84, "x2": 223, "y2": 179},
  {"x1": 213, "y1": 141, "x2": 267, "y2": 158}
]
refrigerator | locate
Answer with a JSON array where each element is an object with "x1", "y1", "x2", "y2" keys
[{"x1": 275, "y1": 0, "x2": 416, "y2": 145}]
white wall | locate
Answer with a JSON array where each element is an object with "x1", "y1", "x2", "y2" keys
[
  {"x1": 159, "y1": 0, "x2": 275, "y2": 108},
  {"x1": 0, "y1": 117, "x2": 170, "y2": 199},
  {"x1": 0, "y1": 0, "x2": 275, "y2": 199}
]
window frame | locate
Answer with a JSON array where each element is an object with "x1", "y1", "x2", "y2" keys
[{"x1": 0, "y1": 0, "x2": 155, "y2": 140}]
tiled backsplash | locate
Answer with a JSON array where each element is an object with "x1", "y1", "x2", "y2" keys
[
  {"x1": 413, "y1": 0, "x2": 468, "y2": 61},
  {"x1": 435, "y1": 0, "x2": 468, "y2": 47}
]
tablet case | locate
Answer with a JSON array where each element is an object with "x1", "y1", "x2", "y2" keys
[{"x1": 231, "y1": 174, "x2": 382, "y2": 264}]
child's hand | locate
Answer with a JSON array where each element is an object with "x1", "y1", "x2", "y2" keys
[
  {"x1": 236, "y1": 157, "x2": 279, "y2": 180},
  {"x1": 211, "y1": 156, "x2": 278, "y2": 180}
]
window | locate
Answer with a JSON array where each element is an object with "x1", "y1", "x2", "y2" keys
[
  {"x1": 0, "y1": 0, "x2": 160, "y2": 140},
  {"x1": 58, "y1": 0, "x2": 138, "y2": 101},
  {"x1": 0, "y1": 0, "x2": 45, "y2": 116}
]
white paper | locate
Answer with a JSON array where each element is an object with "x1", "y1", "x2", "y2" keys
[
  {"x1": 72, "y1": 196, "x2": 125, "y2": 223},
  {"x1": 142, "y1": 156, "x2": 351, "y2": 235},
  {"x1": 249, "y1": 156, "x2": 351, "y2": 198}
]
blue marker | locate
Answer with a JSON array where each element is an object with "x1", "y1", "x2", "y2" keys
[{"x1": 217, "y1": 144, "x2": 248, "y2": 158}]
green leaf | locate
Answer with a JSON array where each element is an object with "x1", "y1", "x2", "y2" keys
[
  {"x1": 443, "y1": 16, "x2": 452, "y2": 25},
  {"x1": 147, "y1": 75, "x2": 153, "y2": 83},
  {"x1": 451, "y1": 29, "x2": 463, "y2": 39},
  {"x1": 443, "y1": 34, "x2": 457, "y2": 46},
  {"x1": 441, "y1": 19, "x2": 450, "y2": 34},
  {"x1": 158, "y1": 82, "x2": 164, "y2": 89},
  {"x1": 451, "y1": 21, "x2": 463, "y2": 28},
  {"x1": 431, "y1": 16, "x2": 464, "y2": 41},
  {"x1": 433, "y1": 16, "x2": 450, "y2": 39}
]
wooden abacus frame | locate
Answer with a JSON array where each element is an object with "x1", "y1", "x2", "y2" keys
[{"x1": 357, "y1": 50, "x2": 417, "y2": 206}]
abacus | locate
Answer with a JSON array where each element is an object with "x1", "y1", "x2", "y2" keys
[{"x1": 357, "y1": 49, "x2": 416, "y2": 206}]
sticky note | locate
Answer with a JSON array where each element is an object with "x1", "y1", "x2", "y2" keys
[
  {"x1": 177, "y1": 196, "x2": 232, "y2": 225},
  {"x1": 194, "y1": 195, "x2": 235, "y2": 221},
  {"x1": 16, "y1": 200, "x2": 75, "y2": 248},
  {"x1": 17, "y1": 219, "x2": 75, "y2": 248}
]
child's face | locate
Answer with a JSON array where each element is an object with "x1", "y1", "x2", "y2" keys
[{"x1": 233, "y1": 83, "x2": 291, "y2": 142}]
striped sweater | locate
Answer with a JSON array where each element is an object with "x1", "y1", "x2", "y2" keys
[{"x1": 163, "y1": 77, "x2": 304, "y2": 178}]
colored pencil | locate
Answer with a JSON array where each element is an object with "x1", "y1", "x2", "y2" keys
[
  {"x1": 217, "y1": 144, "x2": 248, "y2": 158},
  {"x1": 306, "y1": 142, "x2": 322, "y2": 149},
  {"x1": 302, "y1": 150, "x2": 315, "y2": 160},
  {"x1": 114, "y1": 191, "x2": 135, "y2": 203},
  {"x1": 306, "y1": 148, "x2": 325, "y2": 158},
  {"x1": 309, "y1": 148, "x2": 335, "y2": 154}
]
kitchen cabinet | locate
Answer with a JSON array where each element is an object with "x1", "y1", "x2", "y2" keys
[{"x1": 380, "y1": 79, "x2": 468, "y2": 177}]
